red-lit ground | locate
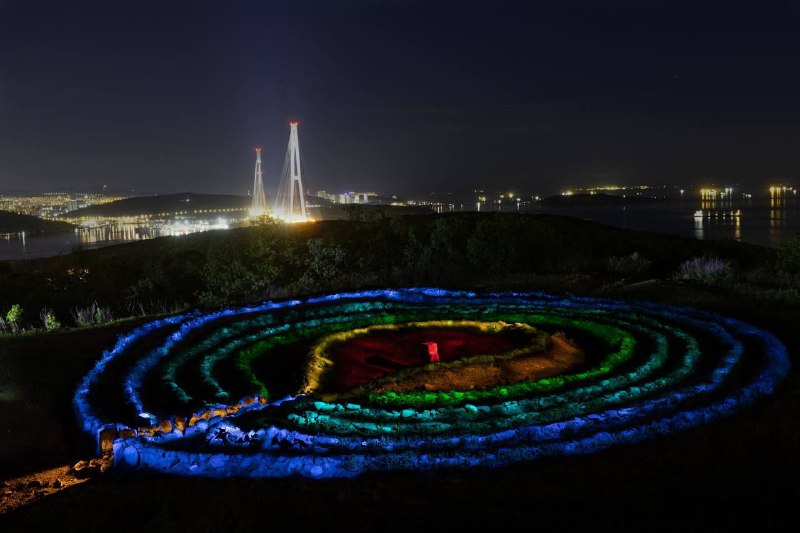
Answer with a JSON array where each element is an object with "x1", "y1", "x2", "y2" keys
[
  {"x1": 369, "y1": 332, "x2": 582, "y2": 393},
  {"x1": 329, "y1": 327, "x2": 528, "y2": 391}
]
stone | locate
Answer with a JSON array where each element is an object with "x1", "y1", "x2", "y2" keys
[
  {"x1": 209, "y1": 454, "x2": 227, "y2": 468},
  {"x1": 123, "y1": 446, "x2": 140, "y2": 467},
  {"x1": 172, "y1": 416, "x2": 186, "y2": 433}
]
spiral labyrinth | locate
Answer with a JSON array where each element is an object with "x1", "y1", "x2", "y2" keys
[{"x1": 74, "y1": 289, "x2": 790, "y2": 478}]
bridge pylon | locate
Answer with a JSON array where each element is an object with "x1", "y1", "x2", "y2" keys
[
  {"x1": 273, "y1": 122, "x2": 308, "y2": 221},
  {"x1": 250, "y1": 147, "x2": 269, "y2": 216}
]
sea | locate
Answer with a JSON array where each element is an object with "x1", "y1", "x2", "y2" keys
[{"x1": 1, "y1": 197, "x2": 798, "y2": 261}]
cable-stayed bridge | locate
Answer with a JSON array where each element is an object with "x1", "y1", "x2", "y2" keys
[{"x1": 250, "y1": 122, "x2": 309, "y2": 222}]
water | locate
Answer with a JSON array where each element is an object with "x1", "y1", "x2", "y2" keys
[
  {"x1": 0, "y1": 219, "x2": 233, "y2": 261},
  {"x1": 437, "y1": 196, "x2": 800, "y2": 247},
  {"x1": 2, "y1": 198, "x2": 798, "y2": 260}
]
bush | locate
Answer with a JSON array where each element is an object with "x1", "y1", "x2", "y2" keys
[
  {"x1": 777, "y1": 233, "x2": 800, "y2": 277},
  {"x1": 40, "y1": 308, "x2": 61, "y2": 331},
  {"x1": 5, "y1": 304, "x2": 23, "y2": 334},
  {"x1": 675, "y1": 256, "x2": 734, "y2": 284},
  {"x1": 71, "y1": 302, "x2": 114, "y2": 327},
  {"x1": 607, "y1": 252, "x2": 651, "y2": 276}
]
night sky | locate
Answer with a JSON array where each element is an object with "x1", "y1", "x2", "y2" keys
[{"x1": 1, "y1": 0, "x2": 799, "y2": 197}]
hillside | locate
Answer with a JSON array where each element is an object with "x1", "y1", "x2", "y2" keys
[
  {"x1": 0, "y1": 212, "x2": 787, "y2": 327},
  {"x1": 63, "y1": 192, "x2": 250, "y2": 218},
  {"x1": 0, "y1": 210, "x2": 75, "y2": 234}
]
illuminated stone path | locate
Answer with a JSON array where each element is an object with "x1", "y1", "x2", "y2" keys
[{"x1": 74, "y1": 289, "x2": 790, "y2": 478}]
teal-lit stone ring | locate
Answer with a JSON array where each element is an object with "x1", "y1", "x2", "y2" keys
[{"x1": 73, "y1": 288, "x2": 790, "y2": 478}]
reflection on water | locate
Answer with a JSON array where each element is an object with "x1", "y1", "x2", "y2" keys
[
  {"x1": 769, "y1": 196, "x2": 789, "y2": 244},
  {"x1": 0, "y1": 219, "x2": 234, "y2": 260},
  {"x1": 533, "y1": 196, "x2": 798, "y2": 247},
  {"x1": 694, "y1": 216, "x2": 704, "y2": 240}
]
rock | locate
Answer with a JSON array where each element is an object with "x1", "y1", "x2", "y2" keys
[
  {"x1": 172, "y1": 416, "x2": 186, "y2": 433},
  {"x1": 26, "y1": 480, "x2": 43, "y2": 489},
  {"x1": 53, "y1": 479, "x2": 64, "y2": 489},
  {"x1": 209, "y1": 454, "x2": 227, "y2": 468},
  {"x1": 75, "y1": 462, "x2": 102, "y2": 478},
  {"x1": 119, "y1": 428, "x2": 137, "y2": 439},
  {"x1": 123, "y1": 446, "x2": 140, "y2": 467}
]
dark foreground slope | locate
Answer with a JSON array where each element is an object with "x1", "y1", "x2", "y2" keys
[{"x1": 0, "y1": 278, "x2": 798, "y2": 532}]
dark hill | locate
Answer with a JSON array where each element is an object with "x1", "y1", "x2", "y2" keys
[
  {"x1": 64, "y1": 193, "x2": 250, "y2": 218},
  {"x1": 0, "y1": 210, "x2": 75, "y2": 234}
]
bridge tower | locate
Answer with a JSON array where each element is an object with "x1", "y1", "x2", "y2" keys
[
  {"x1": 251, "y1": 147, "x2": 268, "y2": 215},
  {"x1": 273, "y1": 122, "x2": 308, "y2": 220}
]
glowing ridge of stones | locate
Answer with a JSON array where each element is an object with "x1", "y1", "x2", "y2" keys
[{"x1": 73, "y1": 288, "x2": 790, "y2": 478}]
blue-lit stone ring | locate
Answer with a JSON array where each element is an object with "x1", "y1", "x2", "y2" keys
[{"x1": 73, "y1": 288, "x2": 790, "y2": 478}]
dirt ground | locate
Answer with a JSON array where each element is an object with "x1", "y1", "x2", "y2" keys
[{"x1": 376, "y1": 332, "x2": 583, "y2": 393}]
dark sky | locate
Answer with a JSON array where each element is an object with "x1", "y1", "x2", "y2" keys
[{"x1": 1, "y1": 0, "x2": 799, "y2": 197}]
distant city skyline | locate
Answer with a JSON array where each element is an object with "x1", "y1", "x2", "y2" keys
[{"x1": 1, "y1": 1, "x2": 799, "y2": 196}]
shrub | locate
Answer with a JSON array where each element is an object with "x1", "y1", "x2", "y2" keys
[
  {"x1": 607, "y1": 252, "x2": 651, "y2": 276},
  {"x1": 72, "y1": 302, "x2": 114, "y2": 327},
  {"x1": 40, "y1": 308, "x2": 61, "y2": 331},
  {"x1": 777, "y1": 233, "x2": 800, "y2": 277},
  {"x1": 94, "y1": 304, "x2": 113, "y2": 325},
  {"x1": 675, "y1": 256, "x2": 734, "y2": 284},
  {"x1": 72, "y1": 305, "x2": 95, "y2": 327},
  {"x1": 5, "y1": 304, "x2": 23, "y2": 334}
]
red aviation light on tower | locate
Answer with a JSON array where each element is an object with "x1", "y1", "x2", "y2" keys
[
  {"x1": 289, "y1": 121, "x2": 299, "y2": 126},
  {"x1": 255, "y1": 147, "x2": 263, "y2": 153}
]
